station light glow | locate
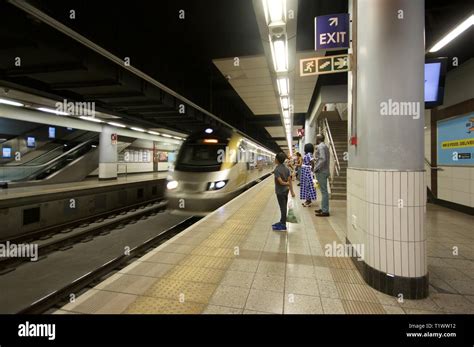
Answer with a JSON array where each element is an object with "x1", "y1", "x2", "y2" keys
[
  {"x1": 148, "y1": 131, "x2": 160, "y2": 135},
  {"x1": 131, "y1": 127, "x2": 145, "y2": 132},
  {"x1": 79, "y1": 116, "x2": 102, "y2": 123},
  {"x1": 271, "y1": 38, "x2": 288, "y2": 72},
  {"x1": 429, "y1": 14, "x2": 474, "y2": 52},
  {"x1": 204, "y1": 139, "x2": 218, "y2": 144},
  {"x1": 262, "y1": 0, "x2": 286, "y2": 25},
  {"x1": 205, "y1": 128, "x2": 213, "y2": 134},
  {"x1": 108, "y1": 122, "x2": 126, "y2": 128},
  {"x1": 162, "y1": 134, "x2": 172, "y2": 138},
  {"x1": 37, "y1": 107, "x2": 69, "y2": 116},
  {"x1": 281, "y1": 96, "x2": 289, "y2": 110},
  {"x1": 277, "y1": 77, "x2": 289, "y2": 96},
  {"x1": 0, "y1": 98, "x2": 24, "y2": 107},
  {"x1": 167, "y1": 180, "x2": 178, "y2": 190}
]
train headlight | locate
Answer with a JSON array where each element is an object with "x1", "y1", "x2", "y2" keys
[
  {"x1": 207, "y1": 180, "x2": 228, "y2": 191},
  {"x1": 167, "y1": 180, "x2": 178, "y2": 190}
]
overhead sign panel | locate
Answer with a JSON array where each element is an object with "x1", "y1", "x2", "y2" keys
[
  {"x1": 315, "y1": 13, "x2": 350, "y2": 51},
  {"x1": 300, "y1": 54, "x2": 350, "y2": 77}
]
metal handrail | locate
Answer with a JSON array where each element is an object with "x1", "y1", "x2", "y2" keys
[
  {"x1": 424, "y1": 157, "x2": 443, "y2": 170},
  {"x1": 323, "y1": 118, "x2": 340, "y2": 177}
]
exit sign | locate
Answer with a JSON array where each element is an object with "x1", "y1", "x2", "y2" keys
[{"x1": 315, "y1": 13, "x2": 350, "y2": 51}]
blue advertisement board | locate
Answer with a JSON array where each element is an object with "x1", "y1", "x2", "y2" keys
[
  {"x1": 315, "y1": 13, "x2": 349, "y2": 51},
  {"x1": 437, "y1": 113, "x2": 474, "y2": 166}
]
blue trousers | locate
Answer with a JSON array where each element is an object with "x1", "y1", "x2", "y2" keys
[{"x1": 316, "y1": 171, "x2": 329, "y2": 213}]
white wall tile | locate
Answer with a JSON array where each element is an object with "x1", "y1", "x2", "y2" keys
[
  {"x1": 386, "y1": 203, "x2": 393, "y2": 240},
  {"x1": 379, "y1": 237, "x2": 387, "y2": 273},
  {"x1": 401, "y1": 172, "x2": 408, "y2": 207},
  {"x1": 393, "y1": 171, "x2": 401, "y2": 206},
  {"x1": 408, "y1": 242, "x2": 416, "y2": 277},
  {"x1": 408, "y1": 206, "x2": 415, "y2": 242},
  {"x1": 408, "y1": 171, "x2": 415, "y2": 206},
  {"x1": 394, "y1": 240, "x2": 402, "y2": 276},
  {"x1": 415, "y1": 242, "x2": 422, "y2": 277},
  {"x1": 374, "y1": 202, "x2": 379, "y2": 238},
  {"x1": 400, "y1": 206, "x2": 408, "y2": 242},
  {"x1": 393, "y1": 205, "x2": 401, "y2": 241},
  {"x1": 373, "y1": 235, "x2": 380, "y2": 270},
  {"x1": 386, "y1": 239, "x2": 395, "y2": 275},
  {"x1": 401, "y1": 242, "x2": 409, "y2": 277},
  {"x1": 373, "y1": 172, "x2": 379, "y2": 204}
]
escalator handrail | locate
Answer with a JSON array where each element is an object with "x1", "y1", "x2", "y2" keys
[{"x1": 1, "y1": 136, "x2": 98, "y2": 171}]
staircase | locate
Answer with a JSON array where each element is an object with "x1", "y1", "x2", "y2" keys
[{"x1": 327, "y1": 121, "x2": 348, "y2": 200}]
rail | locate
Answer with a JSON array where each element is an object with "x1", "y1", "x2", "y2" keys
[
  {"x1": 424, "y1": 157, "x2": 444, "y2": 170},
  {"x1": 323, "y1": 118, "x2": 340, "y2": 177}
]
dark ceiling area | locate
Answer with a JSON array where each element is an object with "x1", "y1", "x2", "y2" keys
[{"x1": 0, "y1": 0, "x2": 472, "y2": 152}]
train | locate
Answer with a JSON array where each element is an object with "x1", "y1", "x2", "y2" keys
[{"x1": 166, "y1": 127, "x2": 275, "y2": 215}]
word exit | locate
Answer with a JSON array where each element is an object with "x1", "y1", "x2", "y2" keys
[{"x1": 315, "y1": 13, "x2": 350, "y2": 51}]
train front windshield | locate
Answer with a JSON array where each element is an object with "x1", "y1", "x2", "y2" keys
[{"x1": 177, "y1": 143, "x2": 226, "y2": 168}]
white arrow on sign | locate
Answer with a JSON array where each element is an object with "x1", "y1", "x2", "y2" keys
[
  {"x1": 329, "y1": 17, "x2": 338, "y2": 26},
  {"x1": 334, "y1": 57, "x2": 347, "y2": 69}
]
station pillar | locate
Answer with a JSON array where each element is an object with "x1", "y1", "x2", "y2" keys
[
  {"x1": 304, "y1": 114, "x2": 316, "y2": 147},
  {"x1": 98, "y1": 125, "x2": 118, "y2": 180},
  {"x1": 346, "y1": 0, "x2": 427, "y2": 298}
]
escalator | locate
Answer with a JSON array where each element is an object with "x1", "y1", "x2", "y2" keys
[{"x1": 0, "y1": 135, "x2": 100, "y2": 186}]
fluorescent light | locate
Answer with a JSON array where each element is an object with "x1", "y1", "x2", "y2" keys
[
  {"x1": 172, "y1": 136, "x2": 182, "y2": 140},
  {"x1": 108, "y1": 122, "x2": 126, "y2": 128},
  {"x1": 271, "y1": 38, "x2": 288, "y2": 72},
  {"x1": 80, "y1": 116, "x2": 102, "y2": 123},
  {"x1": 204, "y1": 139, "x2": 218, "y2": 144},
  {"x1": 429, "y1": 14, "x2": 474, "y2": 52},
  {"x1": 37, "y1": 107, "x2": 69, "y2": 116},
  {"x1": 0, "y1": 98, "x2": 24, "y2": 107},
  {"x1": 205, "y1": 128, "x2": 213, "y2": 134},
  {"x1": 262, "y1": 0, "x2": 286, "y2": 24},
  {"x1": 283, "y1": 110, "x2": 289, "y2": 118},
  {"x1": 131, "y1": 127, "x2": 145, "y2": 132},
  {"x1": 281, "y1": 96, "x2": 289, "y2": 109},
  {"x1": 277, "y1": 78, "x2": 289, "y2": 96},
  {"x1": 148, "y1": 131, "x2": 160, "y2": 135},
  {"x1": 162, "y1": 134, "x2": 172, "y2": 138}
]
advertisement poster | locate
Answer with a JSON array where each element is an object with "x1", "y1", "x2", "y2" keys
[
  {"x1": 2, "y1": 147, "x2": 12, "y2": 158},
  {"x1": 159, "y1": 152, "x2": 168, "y2": 162},
  {"x1": 26, "y1": 136, "x2": 36, "y2": 148},
  {"x1": 437, "y1": 112, "x2": 474, "y2": 166}
]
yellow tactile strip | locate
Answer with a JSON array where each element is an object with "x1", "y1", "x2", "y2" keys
[
  {"x1": 123, "y1": 181, "x2": 274, "y2": 313},
  {"x1": 342, "y1": 300, "x2": 386, "y2": 314}
]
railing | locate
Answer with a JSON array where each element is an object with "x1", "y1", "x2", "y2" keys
[
  {"x1": 424, "y1": 157, "x2": 443, "y2": 171},
  {"x1": 0, "y1": 138, "x2": 98, "y2": 182},
  {"x1": 322, "y1": 118, "x2": 340, "y2": 178}
]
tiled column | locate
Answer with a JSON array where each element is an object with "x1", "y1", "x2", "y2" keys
[
  {"x1": 346, "y1": 0, "x2": 428, "y2": 298},
  {"x1": 99, "y1": 125, "x2": 118, "y2": 180},
  {"x1": 304, "y1": 114, "x2": 316, "y2": 146}
]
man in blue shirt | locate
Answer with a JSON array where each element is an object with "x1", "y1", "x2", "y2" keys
[{"x1": 314, "y1": 134, "x2": 330, "y2": 217}]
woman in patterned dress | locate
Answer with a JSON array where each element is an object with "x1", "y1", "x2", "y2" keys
[{"x1": 300, "y1": 143, "x2": 317, "y2": 207}]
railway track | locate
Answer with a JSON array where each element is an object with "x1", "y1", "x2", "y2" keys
[{"x1": 0, "y1": 198, "x2": 168, "y2": 274}]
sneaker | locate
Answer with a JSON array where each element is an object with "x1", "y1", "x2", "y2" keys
[
  {"x1": 315, "y1": 212, "x2": 330, "y2": 217},
  {"x1": 273, "y1": 223, "x2": 287, "y2": 231},
  {"x1": 314, "y1": 209, "x2": 322, "y2": 213},
  {"x1": 272, "y1": 222, "x2": 280, "y2": 228}
]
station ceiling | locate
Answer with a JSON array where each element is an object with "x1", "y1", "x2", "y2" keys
[{"x1": 0, "y1": 0, "x2": 472, "y2": 152}]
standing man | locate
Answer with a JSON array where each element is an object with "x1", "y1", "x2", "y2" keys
[{"x1": 314, "y1": 134, "x2": 330, "y2": 217}]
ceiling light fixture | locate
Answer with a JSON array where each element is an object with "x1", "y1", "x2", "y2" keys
[
  {"x1": 37, "y1": 107, "x2": 69, "y2": 116},
  {"x1": 277, "y1": 77, "x2": 289, "y2": 96},
  {"x1": 80, "y1": 116, "x2": 102, "y2": 123},
  {"x1": 131, "y1": 127, "x2": 145, "y2": 132},
  {"x1": 0, "y1": 98, "x2": 24, "y2": 107},
  {"x1": 108, "y1": 122, "x2": 126, "y2": 128},
  {"x1": 429, "y1": 14, "x2": 474, "y2": 52}
]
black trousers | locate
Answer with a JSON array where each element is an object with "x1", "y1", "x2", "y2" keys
[{"x1": 276, "y1": 192, "x2": 288, "y2": 224}]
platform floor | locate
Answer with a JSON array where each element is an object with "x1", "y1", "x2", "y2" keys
[
  {"x1": 0, "y1": 172, "x2": 167, "y2": 201},
  {"x1": 57, "y1": 177, "x2": 474, "y2": 314}
]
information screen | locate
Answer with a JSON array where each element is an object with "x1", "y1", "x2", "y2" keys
[
  {"x1": 26, "y1": 136, "x2": 36, "y2": 148},
  {"x1": 48, "y1": 127, "x2": 56, "y2": 139},
  {"x1": 424, "y1": 62, "x2": 441, "y2": 103},
  {"x1": 2, "y1": 147, "x2": 12, "y2": 158},
  {"x1": 437, "y1": 112, "x2": 474, "y2": 166}
]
